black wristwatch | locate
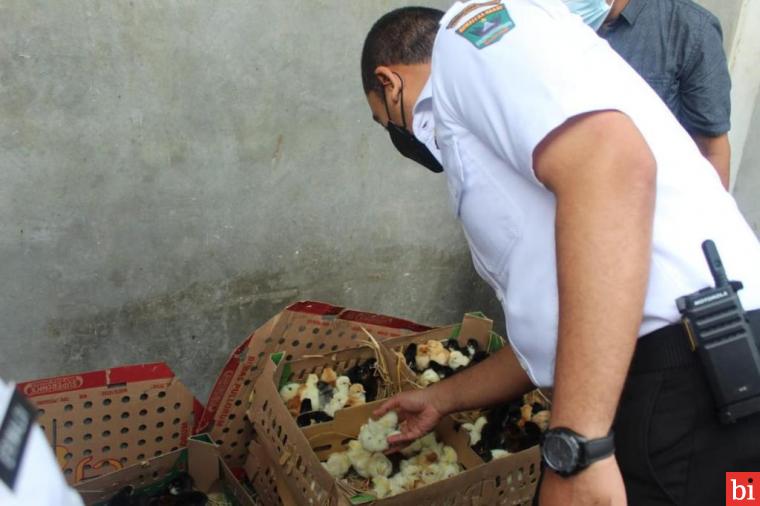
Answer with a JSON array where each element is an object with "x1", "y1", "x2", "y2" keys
[{"x1": 541, "y1": 427, "x2": 615, "y2": 477}]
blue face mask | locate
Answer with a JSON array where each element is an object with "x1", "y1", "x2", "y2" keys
[{"x1": 564, "y1": 0, "x2": 613, "y2": 31}]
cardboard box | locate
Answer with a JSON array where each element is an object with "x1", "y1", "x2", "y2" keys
[
  {"x1": 381, "y1": 312, "x2": 500, "y2": 359},
  {"x1": 16, "y1": 362, "x2": 203, "y2": 485},
  {"x1": 243, "y1": 342, "x2": 403, "y2": 506},
  {"x1": 248, "y1": 313, "x2": 544, "y2": 505},
  {"x1": 245, "y1": 435, "x2": 297, "y2": 506},
  {"x1": 250, "y1": 353, "x2": 540, "y2": 506},
  {"x1": 74, "y1": 434, "x2": 257, "y2": 505},
  {"x1": 199, "y1": 300, "x2": 431, "y2": 471}
]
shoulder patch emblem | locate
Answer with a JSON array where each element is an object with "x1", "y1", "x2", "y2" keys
[
  {"x1": 455, "y1": 4, "x2": 515, "y2": 49},
  {"x1": 447, "y1": 0, "x2": 501, "y2": 29}
]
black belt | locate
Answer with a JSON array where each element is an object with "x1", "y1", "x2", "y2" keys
[{"x1": 630, "y1": 309, "x2": 760, "y2": 374}]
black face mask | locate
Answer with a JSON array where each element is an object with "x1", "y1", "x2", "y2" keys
[{"x1": 383, "y1": 78, "x2": 443, "y2": 174}]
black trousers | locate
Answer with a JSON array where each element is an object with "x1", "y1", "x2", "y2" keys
[
  {"x1": 615, "y1": 310, "x2": 760, "y2": 505},
  {"x1": 533, "y1": 312, "x2": 760, "y2": 506}
]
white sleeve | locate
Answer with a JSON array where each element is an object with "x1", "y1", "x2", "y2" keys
[
  {"x1": 433, "y1": 1, "x2": 634, "y2": 185},
  {"x1": 0, "y1": 380, "x2": 84, "y2": 506}
]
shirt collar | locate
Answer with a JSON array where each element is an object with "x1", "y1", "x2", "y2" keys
[
  {"x1": 617, "y1": 0, "x2": 647, "y2": 26},
  {"x1": 412, "y1": 77, "x2": 434, "y2": 140},
  {"x1": 413, "y1": 77, "x2": 433, "y2": 116}
]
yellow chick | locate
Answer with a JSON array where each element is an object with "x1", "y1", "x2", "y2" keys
[
  {"x1": 415, "y1": 344, "x2": 431, "y2": 370},
  {"x1": 323, "y1": 377, "x2": 350, "y2": 417},
  {"x1": 322, "y1": 451, "x2": 351, "y2": 478},
  {"x1": 441, "y1": 463, "x2": 460, "y2": 479},
  {"x1": 420, "y1": 463, "x2": 443, "y2": 485},
  {"x1": 359, "y1": 411, "x2": 399, "y2": 453},
  {"x1": 462, "y1": 416, "x2": 487, "y2": 446},
  {"x1": 298, "y1": 374, "x2": 321, "y2": 411},
  {"x1": 346, "y1": 383, "x2": 366, "y2": 407},
  {"x1": 531, "y1": 410, "x2": 551, "y2": 431},
  {"x1": 519, "y1": 403, "x2": 533, "y2": 427},
  {"x1": 368, "y1": 452, "x2": 393, "y2": 478},
  {"x1": 439, "y1": 445, "x2": 458, "y2": 465},
  {"x1": 418, "y1": 369, "x2": 441, "y2": 387},
  {"x1": 427, "y1": 340, "x2": 450, "y2": 366},
  {"x1": 371, "y1": 476, "x2": 391, "y2": 499},
  {"x1": 279, "y1": 383, "x2": 300, "y2": 403},
  {"x1": 320, "y1": 367, "x2": 337, "y2": 385},
  {"x1": 448, "y1": 350, "x2": 471, "y2": 370},
  {"x1": 398, "y1": 463, "x2": 422, "y2": 490},
  {"x1": 388, "y1": 473, "x2": 408, "y2": 496},
  {"x1": 419, "y1": 432, "x2": 438, "y2": 449},
  {"x1": 347, "y1": 440, "x2": 372, "y2": 478}
]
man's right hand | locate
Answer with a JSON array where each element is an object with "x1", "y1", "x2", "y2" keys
[
  {"x1": 372, "y1": 345, "x2": 535, "y2": 450},
  {"x1": 373, "y1": 388, "x2": 446, "y2": 450}
]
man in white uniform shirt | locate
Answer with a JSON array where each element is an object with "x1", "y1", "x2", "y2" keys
[{"x1": 361, "y1": 2, "x2": 760, "y2": 505}]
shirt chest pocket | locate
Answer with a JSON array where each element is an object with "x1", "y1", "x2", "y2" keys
[{"x1": 444, "y1": 140, "x2": 522, "y2": 285}]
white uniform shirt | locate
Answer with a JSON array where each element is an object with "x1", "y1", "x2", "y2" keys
[
  {"x1": 0, "y1": 380, "x2": 84, "y2": 506},
  {"x1": 415, "y1": 0, "x2": 760, "y2": 387}
]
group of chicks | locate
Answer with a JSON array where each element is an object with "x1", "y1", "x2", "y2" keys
[
  {"x1": 278, "y1": 339, "x2": 489, "y2": 427},
  {"x1": 459, "y1": 399, "x2": 551, "y2": 462},
  {"x1": 404, "y1": 338, "x2": 489, "y2": 387},
  {"x1": 322, "y1": 412, "x2": 462, "y2": 500},
  {"x1": 279, "y1": 360, "x2": 379, "y2": 427}
]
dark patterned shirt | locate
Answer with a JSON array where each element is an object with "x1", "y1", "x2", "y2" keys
[{"x1": 600, "y1": 0, "x2": 731, "y2": 136}]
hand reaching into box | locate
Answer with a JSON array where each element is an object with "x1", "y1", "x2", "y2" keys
[{"x1": 373, "y1": 388, "x2": 446, "y2": 452}]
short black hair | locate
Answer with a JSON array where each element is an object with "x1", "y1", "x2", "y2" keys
[{"x1": 361, "y1": 7, "x2": 444, "y2": 96}]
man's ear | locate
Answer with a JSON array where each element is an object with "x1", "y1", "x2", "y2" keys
[{"x1": 374, "y1": 66, "x2": 402, "y2": 103}]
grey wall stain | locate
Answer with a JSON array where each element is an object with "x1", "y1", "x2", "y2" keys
[{"x1": 37, "y1": 246, "x2": 502, "y2": 399}]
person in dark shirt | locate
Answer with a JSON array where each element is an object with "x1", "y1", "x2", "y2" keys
[{"x1": 599, "y1": 0, "x2": 732, "y2": 189}]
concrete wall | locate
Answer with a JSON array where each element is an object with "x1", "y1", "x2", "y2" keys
[
  {"x1": 0, "y1": 0, "x2": 501, "y2": 399},
  {"x1": 734, "y1": 94, "x2": 760, "y2": 232},
  {"x1": 1, "y1": 1, "x2": 757, "y2": 402},
  {"x1": 697, "y1": 0, "x2": 742, "y2": 52}
]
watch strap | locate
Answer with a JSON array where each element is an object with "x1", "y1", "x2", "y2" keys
[{"x1": 581, "y1": 430, "x2": 615, "y2": 467}]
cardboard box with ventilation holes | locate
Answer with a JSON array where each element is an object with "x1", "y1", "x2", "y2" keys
[
  {"x1": 16, "y1": 362, "x2": 203, "y2": 487},
  {"x1": 246, "y1": 312, "x2": 544, "y2": 505},
  {"x1": 249, "y1": 354, "x2": 540, "y2": 506},
  {"x1": 74, "y1": 434, "x2": 258, "y2": 505},
  {"x1": 197, "y1": 300, "x2": 432, "y2": 474}
]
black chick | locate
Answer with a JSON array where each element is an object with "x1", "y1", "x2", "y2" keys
[
  {"x1": 470, "y1": 350, "x2": 489, "y2": 365},
  {"x1": 107, "y1": 486, "x2": 150, "y2": 506},
  {"x1": 473, "y1": 404, "x2": 511, "y2": 456},
  {"x1": 403, "y1": 343, "x2": 418, "y2": 372},
  {"x1": 317, "y1": 380, "x2": 334, "y2": 407},
  {"x1": 168, "y1": 472, "x2": 194, "y2": 495},
  {"x1": 520, "y1": 421, "x2": 542, "y2": 450},
  {"x1": 148, "y1": 491, "x2": 208, "y2": 506},
  {"x1": 346, "y1": 359, "x2": 378, "y2": 402},
  {"x1": 428, "y1": 361, "x2": 456, "y2": 379},
  {"x1": 466, "y1": 339, "x2": 481, "y2": 357},
  {"x1": 443, "y1": 339, "x2": 464, "y2": 354},
  {"x1": 107, "y1": 486, "x2": 136, "y2": 506},
  {"x1": 296, "y1": 411, "x2": 334, "y2": 427}
]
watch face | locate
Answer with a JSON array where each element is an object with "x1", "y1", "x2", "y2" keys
[{"x1": 543, "y1": 432, "x2": 580, "y2": 474}]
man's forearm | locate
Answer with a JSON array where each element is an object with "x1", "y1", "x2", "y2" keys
[
  {"x1": 429, "y1": 345, "x2": 534, "y2": 415},
  {"x1": 693, "y1": 133, "x2": 730, "y2": 190},
  {"x1": 549, "y1": 181, "x2": 653, "y2": 437}
]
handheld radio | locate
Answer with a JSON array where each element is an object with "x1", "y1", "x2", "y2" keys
[{"x1": 676, "y1": 240, "x2": 760, "y2": 424}]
